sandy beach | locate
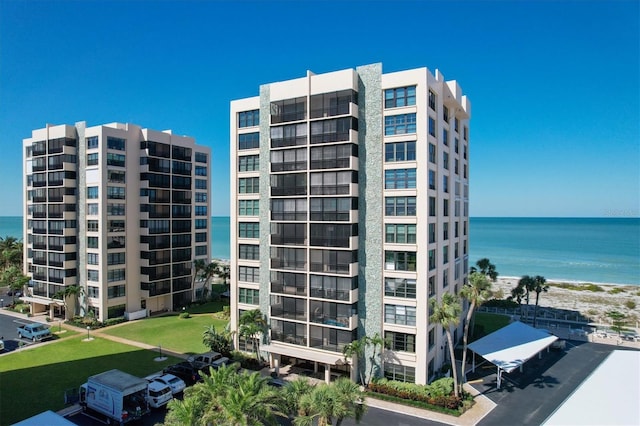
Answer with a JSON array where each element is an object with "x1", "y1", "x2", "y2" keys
[{"x1": 491, "y1": 277, "x2": 640, "y2": 326}]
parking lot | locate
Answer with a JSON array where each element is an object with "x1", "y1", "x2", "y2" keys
[
  {"x1": 0, "y1": 310, "x2": 54, "y2": 354},
  {"x1": 472, "y1": 340, "x2": 638, "y2": 425}
]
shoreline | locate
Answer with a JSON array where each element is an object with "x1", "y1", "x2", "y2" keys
[{"x1": 498, "y1": 275, "x2": 639, "y2": 288}]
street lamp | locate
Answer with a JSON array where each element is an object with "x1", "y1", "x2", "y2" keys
[
  {"x1": 159, "y1": 344, "x2": 163, "y2": 359},
  {"x1": 86, "y1": 326, "x2": 90, "y2": 340},
  {"x1": 1, "y1": 298, "x2": 3, "y2": 308}
]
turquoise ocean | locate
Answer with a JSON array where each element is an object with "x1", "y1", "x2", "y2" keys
[{"x1": 2, "y1": 216, "x2": 638, "y2": 285}]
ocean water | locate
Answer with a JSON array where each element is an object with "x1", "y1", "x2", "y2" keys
[{"x1": 2, "y1": 216, "x2": 638, "y2": 285}]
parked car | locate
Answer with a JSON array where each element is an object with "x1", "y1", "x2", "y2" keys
[
  {"x1": 146, "y1": 381, "x2": 173, "y2": 409},
  {"x1": 7, "y1": 290, "x2": 23, "y2": 297},
  {"x1": 211, "y1": 357, "x2": 231, "y2": 370},
  {"x1": 17, "y1": 322, "x2": 52, "y2": 341},
  {"x1": 267, "y1": 378, "x2": 288, "y2": 388},
  {"x1": 0, "y1": 338, "x2": 4, "y2": 352},
  {"x1": 162, "y1": 362, "x2": 202, "y2": 386},
  {"x1": 188, "y1": 351, "x2": 223, "y2": 371},
  {"x1": 149, "y1": 374, "x2": 186, "y2": 395}
]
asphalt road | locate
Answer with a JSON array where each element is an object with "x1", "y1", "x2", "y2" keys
[{"x1": 0, "y1": 310, "x2": 53, "y2": 353}]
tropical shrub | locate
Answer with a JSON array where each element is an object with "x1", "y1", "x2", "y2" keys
[
  {"x1": 367, "y1": 377, "x2": 463, "y2": 411},
  {"x1": 483, "y1": 298, "x2": 518, "y2": 308}
]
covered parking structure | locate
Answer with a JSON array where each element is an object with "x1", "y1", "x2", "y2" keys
[{"x1": 468, "y1": 321, "x2": 558, "y2": 389}]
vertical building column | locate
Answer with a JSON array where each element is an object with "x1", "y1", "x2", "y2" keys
[
  {"x1": 356, "y1": 63, "x2": 383, "y2": 383},
  {"x1": 75, "y1": 122, "x2": 87, "y2": 318},
  {"x1": 258, "y1": 84, "x2": 272, "y2": 349}
]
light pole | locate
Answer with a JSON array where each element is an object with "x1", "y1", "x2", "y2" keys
[
  {"x1": 86, "y1": 326, "x2": 90, "y2": 340},
  {"x1": 159, "y1": 344, "x2": 163, "y2": 359},
  {"x1": 1, "y1": 298, "x2": 3, "y2": 308}
]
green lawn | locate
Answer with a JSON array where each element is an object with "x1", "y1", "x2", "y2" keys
[
  {"x1": 0, "y1": 335, "x2": 181, "y2": 425},
  {"x1": 101, "y1": 313, "x2": 228, "y2": 355},
  {"x1": 472, "y1": 312, "x2": 511, "y2": 340}
]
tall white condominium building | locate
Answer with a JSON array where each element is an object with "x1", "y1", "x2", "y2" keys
[
  {"x1": 23, "y1": 122, "x2": 211, "y2": 323},
  {"x1": 230, "y1": 64, "x2": 470, "y2": 385}
]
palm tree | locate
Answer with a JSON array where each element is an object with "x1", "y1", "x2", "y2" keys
[
  {"x1": 460, "y1": 272, "x2": 492, "y2": 385},
  {"x1": 216, "y1": 371, "x2": 284, "y2": 426},
  {"x1": 164, "y1": 396, "x2": 203, "y2": 426},
  {"x1": 295, "y1": 378, "x2": 366, "y2": 426},
  {"x1": 282, "y1": 377, "x2": 315, "y2": 417},
  {"x1": 510, "y1": 284, "x2": 526, "y2": 316},
  {"x1": 429, "y1": 293, "x2": 462, "y2": 397},
  {"x1": 202, "y1": 324, "x2": 231, "y2": 355},
  {"x1": 365, "y1": 333, "x2": 385, "y2": 386},
  {"x1": 531, "y1": 275, "x2": 549, "y2": 327},
  {"x1": 516, "y1": 275, "x2": 535, "y2": 320},
  {"x1": 239, "y1": 309, "x2": 267, "y2": 360},
  {"x1": 1, "y1": 265, "x2": 29, "y2": 304},
  {"x1": 342, "y1": 337, "x2": 366, "y2": 385},
  {"x1": 470, "y1": 258, "x2": 498, "y2": 281},
  {"x1": 0, "y1": 236, "x2": 22, "y2": 271},
  {"x1": 199, "y1": 261, "x2": 220, "y2": 301}
]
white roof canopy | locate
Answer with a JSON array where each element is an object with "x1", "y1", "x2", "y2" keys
[{"x1": 468, "y1": 321, "x2": 558, "y2": 373}]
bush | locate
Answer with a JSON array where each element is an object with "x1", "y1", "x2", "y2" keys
[
  {"x1": 624, "y1": 300, "x2": 636, "y2": 310},
  {"x1": 179, "y1": 312, "x2": 191, "y2": 319},
  {"x1": 483, "y1": 298, "x2": 518, "y2": 308},
  {"x1": 103, "y1": 317, "x2": 126, "y2": 327},
  {"x1": 609, "y1": 287, "x2": 625, "y2": 294},
  {"x1": 367, "y1": 377, "x2": 463, "y2": 410},
  {"x1": 230, "y1": 351, "x2": 265, "y2": 370}
]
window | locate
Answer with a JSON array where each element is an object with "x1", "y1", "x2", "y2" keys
[
  {"x1": 272, "y1": 223, "x2": 307, "y2": 245},
  {"x1": 238, "y1": 266, "x2": 259, "y2": 283},
  {"x1": 239, "y1": 244, "x2": 259, "y2": 260},
  {"x1": 428, "y1": 90, "x2": 437, "y2": 111},
  {"x1": 309, "y1": 90, "x2": 357, "y2": 118},
  {"x1": 195, "y1": 192, "x2": 207, "y2": 203},
  {"x1": 195, "y1": 245, "x2": 207, "y2": 256},
  {"x1": 271, "y1": 173, "x2": 306, "y2": 196},
  {"x1": 385, "y1": 168, "x2": 416, "y2": 190},
  {"x1": 443, "y1": 268, "x2": 449, "y2": 287},
  {"x1": 385, "y1": 331, "x2": 415, "y2": 352},
  {"x1": 86, "y1": 136, "x2": 98, "y2": 149},
  {"x1": 107, "y1": 252, "x2": 125, "y2": 265},
  {"x1": 443, "y1": 152, "x2": 449, "y2": 170},
  {"x1": 429, "y1": 143, "x2": 436, "y2": 164},
  {"x1": 429, "y1": 197, "x2": 436, "y2": 216},
  {"x1": 87, "y1": 286, "x2": 99, "y2": 298},
  {"x1": 272, "y1": 198, "x2": 308, "y2": 221},
  {"x1": 87, "y1": 269, "x2": 99, "y2": 282},
  {"x1": 87, "y1": 253, "x2": 99, "y2": 265},
  {"x1": 108, "y1": 170, "x2": 126, "y2": 183},
  {"x1": 384, "y1": 251, "x2": 417, "y2": 272},
  {"x1": 87, "y1": 236, "x2": 98, "y2": 249},
  {"x1": 195, "y1": 179, "x2": 207, "y2": 189},
  {"x1": 429, "y1": 223, "x2": 436, "y2": 243},
  {"x1": 238, "y1": 155, "x2": 259, "y2": 172},
  {"x1": 239, "y1": 199, "x2": 259, "y2": 216},
  {"x1": 385, "y1": 141, "x2": 416, "y2": 162},
  {"x1": 443, "y1": 129, "x2": 449, "y2": 146},
  {"x1": 107, "y1": 153, "x2": 125, "y2": 167},
  {"x1": 429, "y1": 276, "x2": 436, "y2": 297},
  {"x1": 454, "y1": 158, "x2": 459, "y2": 175},
  {"x1": 429, "y1": 328, "x2": 436, "y2": 349},
  {"x1": 385, "y1": 196, "x2": 416, "y2": 216},
  {"x1": 385, "y1": 224, "x2": 416, "y2": 244},
  {"x1": 309, "y1": 274, "x2": 354, "y2": 300},
  {"x1": 239, "y1": 177, "x2": 259, "y2": 193},
  {"x1": 384, "y1": 304, "x2": 416, "y2": 326},
  {"x1": 239, "y1": 222, "x2": 259, "y2": 239},
  {"x1": 195, "y1": 152, "x2": 208, "y2": 163},
  {"x1": 463, "y1": 126, "x2": 468, "y2": 141},
  {"x1": 443, "y1": 245, "x2": 449, "y2": 265},
  {"x1": 108, "y1": 269, "x2": 126, "y2": 282},
  {"x1": 271, "y1": 148, "x2": 306, "y2": 172},
  {"x1": 443, "y1": 175, "x2": 449, "y2": 193},
  {"x1": 87, "y1": 186, "x2": 98, "y2": 199},
  {"x1": 443, "y1": 105, "x2": 449, "y2": 123},
  {"x1": 384, "y1": 86, "x2": 416, "y2": 108},
  {"x1": 443, "y1": 199, "x2": 449, "y2": 216},
  {"x1": 384, "y1": 278, "x2": 416, "y2": 299},
  {"x1": 384, "y1": 363, "x2": 415, "y2": 383},
  {"x1": 454, "y1": 137, "x2": 459, "y2": 154},
  {"x1": 107, "y1": 203, "x2": 125, "y2": 216},
  {"x1": 429, "y1": 170, "x2": 436, "y2": 190},
  {"x1": 271, "y1": 247, "x2": 307, "y2": 271},
  {"x1": 270, "y1": 97, "x2": 306, "y2": 123},
  {"x1": 384, "y1": 113, "x2": 416, "y2": 135},
  {"x1": 87, "y1": 220, "x2": 98, "y2": 232},
  {"x1": 238, "y1": 132, "x2": 259, "y2": 150},
  {"x1": 310, "y1": 143, "x2": 355, "y2": 169},
  {"x1": 239, "y1": 288, "x2": 260, "y2": 305},
  {"x1": 107, "y1": 137, "x2": 125, "y2": 151},
  {"x1": 87, "y1": 153, "x2": 98, "y2": 166},
  {"x1": 428, "y1": 117, "x2": 436, "y2": 137},
  {"x1": 309, "y1": 197, "x2": 352, "y2": 221},
  {"x1": 443, "y1": 222, "x2": 449, "y2": 240},
  {"x1": 271, "y1": 123, "x2": 307, "y2": 147},
  {"x1": 309, "y1": 249, "x2": 356, "y2": 275},
  {"x1": 195, "y1": 206, "x2": 207, "y2": 216},
  {"x1": 87, "y1": 203, "x2": 98, "y2": 215},
  {"x1": 238, "y1": 110, "x2": 259, "y2": 128},
  {"x1": 107, "y1": 186, "x2": 125, "y2": 200},
  {"x1": 310, "y1": 170, "x2": 353, "y2": 195},
  {"x1": 107, "y1": 285, "x2": 126, "y2": 298},
  {"x1": 310, "y1": 117, "x2": 356, "y2": 144},
  {"x1": 195, "y1": 166, "x2": 207, "y2": 176},
  {"x1": 429, "y1": 249, "x2": 436, "y2": 270}
]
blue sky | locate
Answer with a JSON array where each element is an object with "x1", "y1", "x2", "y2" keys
[{"x1": 1, "y1": 0, "x2": 638, "y2": 217}]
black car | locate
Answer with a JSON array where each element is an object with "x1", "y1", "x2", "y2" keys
[{"x1": 163, "y1": 361, "x2": 203, "y2": 386}]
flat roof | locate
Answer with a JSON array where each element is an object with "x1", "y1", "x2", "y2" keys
[
  {"x1": 13, "y1": 410, "x2": 76, "y2": 425},
  {"x1": 543, "y1": 350, "x2": 640, "y2": 425}
]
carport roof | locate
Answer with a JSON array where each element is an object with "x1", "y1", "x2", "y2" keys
[{"x1": 468, "y1": 321, "x2": 558, "y2": 373}]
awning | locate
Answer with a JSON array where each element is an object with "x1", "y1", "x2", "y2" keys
[
  {"x1": 19, "y1": 296, "x2": 62, "y2": 306},
  {"x1": 261, "y1": 342, "x2": 346, "y2": 365}
]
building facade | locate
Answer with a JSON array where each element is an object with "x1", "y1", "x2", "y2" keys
[
  {"x1": 23, "y1": 122, "x2": 211, "y2": 322},
  {"x1": 230, "y1": 64, "x2": 470, "y2": 385}
]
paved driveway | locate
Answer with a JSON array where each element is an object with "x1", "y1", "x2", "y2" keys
[{"x1": 471, "y1": 340, "x2": 637, "y2": 425}]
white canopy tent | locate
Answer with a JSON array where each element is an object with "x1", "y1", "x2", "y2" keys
[{"x1": 468, "y1": 321, "x2": 558, "y2": 388}]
